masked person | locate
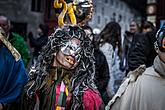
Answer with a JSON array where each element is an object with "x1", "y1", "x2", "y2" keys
[
  {"x1": 22, "y1": 25, "x2": 104, "y2": 110},
  {"x1": 0, "y1": 15, "x2": 30, "y2": 67},
  {"x1": 0, "y1": 27, "x2": 28, "y2": 110},
  {"x1": 106, "y1": 25, "x2": 165, "y2": 110}
]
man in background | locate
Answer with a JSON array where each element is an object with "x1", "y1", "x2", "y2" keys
[{"x1": 0, "y1": 15, "x2": 30, "y2": 67}]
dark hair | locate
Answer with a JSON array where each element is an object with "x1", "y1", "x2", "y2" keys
[
  {"x1": 81, "y1": 25, "x2": 101, "y2": 50},
  {"x1": 99, "y1": 21, "x2": 122, "y2": 57},
  {"x1": 81, "y1": 25, "x2": 93, "y2": 33},
  {"x1": 142, "y1": 21, "x2": 155, "y2": 31}
]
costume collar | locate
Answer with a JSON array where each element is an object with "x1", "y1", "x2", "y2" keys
[{"x1": 153, "y1": 56, "x2": 165, "y2": 78}]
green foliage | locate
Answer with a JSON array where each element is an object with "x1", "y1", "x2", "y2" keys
[{"x1": 10, "y1": 32, "x2": 30, "y2": 67}]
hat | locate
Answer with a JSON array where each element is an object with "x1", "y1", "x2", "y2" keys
[{"x1": 156, "y1": 24, "x2": 165, "y2": 52}]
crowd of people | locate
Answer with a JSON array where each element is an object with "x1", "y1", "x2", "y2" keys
[{"x1": 0, "y1": 10, "x2": 165, "y2": 110}]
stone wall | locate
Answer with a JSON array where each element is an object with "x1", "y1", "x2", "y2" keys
[{"x1": 0, "y1": 0, "x2": 44, "y2": 36}]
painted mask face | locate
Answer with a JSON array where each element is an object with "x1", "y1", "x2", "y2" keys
[
  {"x1": 157, "y1": 31, "x2": 165, "y2": 52},
  {"x1": 55, "y1": 38, "x2": 82, "y2": 70}
]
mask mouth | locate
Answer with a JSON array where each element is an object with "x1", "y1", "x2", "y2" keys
[{"x1": 65, "y1": 56, "x2": 75, "y2": 65}]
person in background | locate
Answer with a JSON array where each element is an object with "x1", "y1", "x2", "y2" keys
[
  {"x1": 0, "y1": 26, "x2": 28, "y2": 110},
  {"x1": 128, "y1": 21, "x2": 157, "y2": 72},
  {"x1": 106, "y1": 24, "x2": 165, "y2": 110},
  {"x1": 121, "y1": 20, "x2": 140, "y2": 72},
  {"x1": 142, "y1": 21, "x2": 155, "y2": 33},
  {"x1": 82, "y1": 25, "x2": 110, "y2": 105},
  {"x1": 0, "y1": 15, "x2": 30, "y2": 67},
  {"x1": 99, "y1": 21, "x2": 124, "y2": 97},
  {"x1": 129, "y1": 20, "x2": 140, "y2": 34},
  {"x1": 28, "y1": 24, "x2": 49, "y2": 67}
]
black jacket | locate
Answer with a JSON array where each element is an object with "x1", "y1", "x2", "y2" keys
[
  {"x1": 94, "y1": 49, "x2": 110, "y2": 91},
  {"x1": 128, "y1": 31, "x2": 157, "y2": 71},
  {"x1": 94, "y1": 49, "x2": 110, "y2": 104},
  {"x1": 120, "y1": 31, "x2": 134, "y2": 71}
]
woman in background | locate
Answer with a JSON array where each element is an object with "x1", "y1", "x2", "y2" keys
[{"x1": 99, "y1": 22, "x2": 124, "y2": 97}]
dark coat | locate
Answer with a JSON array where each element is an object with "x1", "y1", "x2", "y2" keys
[
  {"x1": 94, "y1": 49, "x2": 110, "y2": 104},
  {"x1": 120, "y1": 31, "x2": 134, "y2": 71},
  {"x1": 128, "y1": 31, "x2": 157, "y2": 71}
]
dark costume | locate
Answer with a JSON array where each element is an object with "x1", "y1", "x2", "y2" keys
[
  {"x1": 120, "y1": 31, "x2": 134, "y2": 72},
  {"x1": 22, "y1": 25, "x2": 104, "y2": 110},
  {"x1": 128, "y1": 31, "x2": 157, "y2": 71},
  {"x1": 94, "y1": 48, "x2": 110, "y2": 105}
]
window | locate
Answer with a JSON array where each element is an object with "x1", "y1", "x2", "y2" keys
[
  {"x1": 101, "y1": 7, "x2": 104, "y2": 15},
  {"x1": 123, "y1": 15, "x2": 126, "y2": 22},
  {"x1": 97, "y1": 15, "x2": 101, "y2": 24},
  {"x1": 120, "y1": 2, "x2": 123, "y2": 10},
  {"x1": 115, "y1": 1, "x2": 118, "y2": 8},
  {"x1": 46, "y1": 0, "x2": 56, "y2": 20},
  {"x1": 111, "y1": 0, "x2": 114, "y2": 5},
  {"x1": 118, "y1": 14, "x2": 122, "y2": 22},
  {"x1": 94, "y1": 4, "x2": 97, "y2": 13},
  {"x1": 31, "y1": 0, "x2": 42, "y2": 12},
  {"x1": 98, "y1": 0, "x2": 102, "y2": 3},
  {"x1": 105, "y1": 0, "x2": 108, "y2": 3}
]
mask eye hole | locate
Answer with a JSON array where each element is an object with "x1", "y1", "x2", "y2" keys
[{"x1": 162, "y1": 37, "x2": 165, "y2": 49}]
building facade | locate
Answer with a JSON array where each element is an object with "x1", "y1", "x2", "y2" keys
[
  {"x1": 156, "y1": 0, "x2": 165, "y2": 28},
  {"x1": 0, "y1": 0, "x2": 144, "y2": 39},
  {"x1": 88, "y1": 0, "x2": 142, "y2": 42},
  {"x1": 0, "y1": 0, "x2": 45, "y2": 36}
]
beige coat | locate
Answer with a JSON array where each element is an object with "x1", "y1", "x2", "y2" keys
[{"x1": 106, "y1": 56, "x2": 165, "y2": 110}]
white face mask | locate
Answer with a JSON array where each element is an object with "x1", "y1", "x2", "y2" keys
[{"x1": 61, "y1": 40, "x2": 82, "y2": 62}]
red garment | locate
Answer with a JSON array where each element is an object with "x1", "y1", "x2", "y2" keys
[
  {"x1": 83, "y1": 89, "x2": 103, "y2": 110},
  {"x1": 55, "y1": 84, "x2": 60, "y2": 107},
  {"x1": 55, "y1": 84, "x2": 103, "y2": 110}
]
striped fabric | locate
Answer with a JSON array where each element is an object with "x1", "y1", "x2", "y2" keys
[{"x1": 56, "y1": 81, "x2": 69, "y2": 110}]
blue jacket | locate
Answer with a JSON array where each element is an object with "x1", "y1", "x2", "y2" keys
[{"x1": 0, "y1": 46, "x2": 28, "y2": 105}]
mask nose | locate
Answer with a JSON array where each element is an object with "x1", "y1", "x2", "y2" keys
[{"x1": 70, "y1": 50, "x2": 76, "y2": 56}]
